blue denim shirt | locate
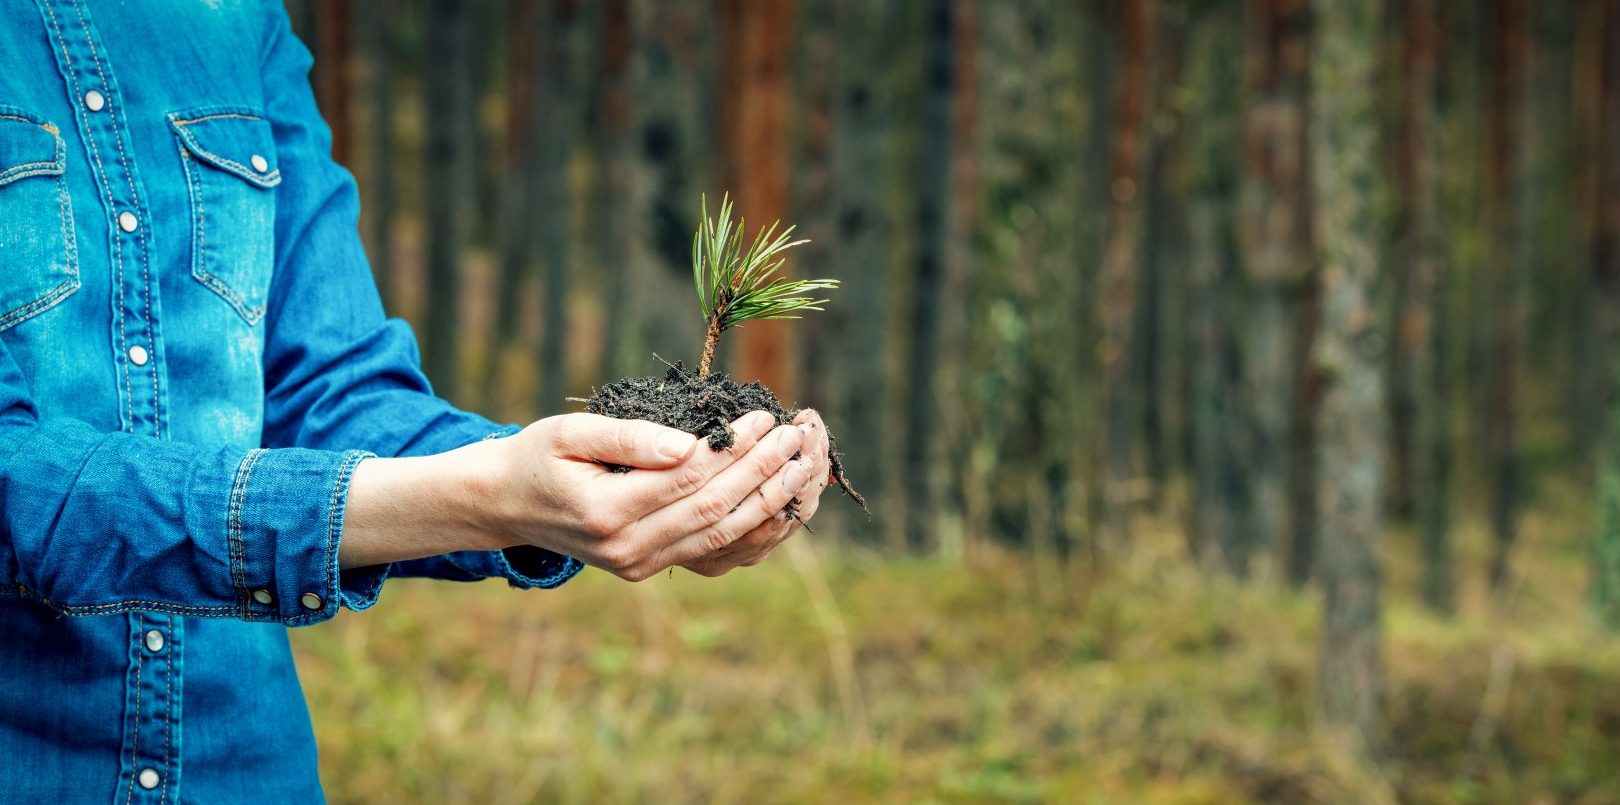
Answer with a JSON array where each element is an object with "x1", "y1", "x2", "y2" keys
[{"x1": 0, "y1": 1, "x2": 583, "y2": 800}]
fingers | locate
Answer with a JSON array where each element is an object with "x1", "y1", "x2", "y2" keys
[
  {"x1": 646, "y1": 440, "x2": 811, "y2": 569},
  {"x1": 683, "y1": 514, "x2": 795, "y2": 577},
  {"x1": 553, "y1": 413, "x2": 697, "y2": 469},
  {"x1": 606, "y1": 410, "x2": 777, "y2": 516}
]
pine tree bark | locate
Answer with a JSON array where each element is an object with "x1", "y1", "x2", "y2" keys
[
  {"x1": 1239, "y1": 0, "x2": 1312, "y2": 571},
  {"x1": 720, "y1": 0, "x2": 796, "y2": 397},
  {"x1": 1095, "y1": 0, "x2": 1151, "y2": 540},
  {"x1": 829, "y1": 0, "x2": 900, "y2": 546},
  {"x1": 1587, "y1": 1, "x2": 1620, "y2": 627},
  {"x1": 1483, "y1": 0, "x2": 1528, "y2": 590},
  {"x1": 593, "y1": 0, "x2": 634, "y2": 380},
  {"x1": 628, "y1": 0, "x2": 713, "y2": 367},
  {"x1": 902, "y1": 0, "x2": 956, "y2": 553},
  {"x1": 1396, "y1": 0, "x2": 1455, "y2": 612},
  {"x1": 423, "y1": 0, "x2": 473, "y2": 400},
  {"x1": 794, "y1": 0, "x2": 835, "y2": 408},
  {"x1": 1136, "y1": 0, "x2": 1188, "y2": 503},
  {"x1": 361, "y1": 2, "x2": 396, "y2": 309},
  {"x1": 1312, "y1": 0, "x2": 1386, "y2": 752},
  {"x1": 537, "y1": 1, "x2": 583, "y2": 412},
  {"x1": 1184, "y1": 0, "x2": 1250, "y2": 570},
  {"x1": 484, "y1": 0, "x2": 541, "y2": 407}
]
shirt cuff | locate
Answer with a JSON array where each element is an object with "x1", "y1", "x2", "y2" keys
[{"x1": 232, "y1": 447, "x2": 381, "y2": 626}]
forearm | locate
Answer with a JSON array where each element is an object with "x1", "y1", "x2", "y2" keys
[{"x1": 339, "y1": 439, "x2": 518, "y2": 569}]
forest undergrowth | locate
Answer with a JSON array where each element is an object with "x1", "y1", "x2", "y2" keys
[{"x1": 293, "y1": 475, "x2": 1620, "y2": 804}]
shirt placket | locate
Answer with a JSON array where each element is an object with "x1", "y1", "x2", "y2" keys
[{"x1": 34, "y1": 0, "x2": 176, "y2": 800}]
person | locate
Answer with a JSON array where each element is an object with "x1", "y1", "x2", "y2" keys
[{"x1": 0, "y1": 2, "x2": 833, "y2": 800}]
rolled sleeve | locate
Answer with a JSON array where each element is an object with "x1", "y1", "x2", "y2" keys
[
  {"x1": 232, "y1": 448, "x2": 384, "y2": 625},
  {"x1": 0, "y1": 409, "x2": 389, "y2": 625},
  {"x1": 255, "y1": 7, "x2": 580, "y2": 594}
]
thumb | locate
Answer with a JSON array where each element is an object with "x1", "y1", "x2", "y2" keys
[{"x1": 556, "y1": 413, "x2": 698, "y2": 469}]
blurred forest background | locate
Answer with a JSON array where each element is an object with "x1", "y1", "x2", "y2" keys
[{"x1": 283, "y1": 0, "x2": 1620, "y2": 802}]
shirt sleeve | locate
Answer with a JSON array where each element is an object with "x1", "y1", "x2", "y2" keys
[
  {"x1": 0, "y1": 334, "x2": 378, "y2": 626},
  {"x1": 254, "y1": 4, "x2": 581, "y2": 590}
]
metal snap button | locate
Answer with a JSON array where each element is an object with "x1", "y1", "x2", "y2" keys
[
  {"x1": 300, "y1": 592, "x2": 323, "y2": 611},
  {"x1": 84, "y1": 90, "x2": 105, "y2": 112}
]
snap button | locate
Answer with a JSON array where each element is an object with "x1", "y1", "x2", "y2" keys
[
  {"x1": 252, "y1": 589, "x2": 274, "y2": 605},
  {"x1": 118, "y1": 211, "x2": 138, "y2": 233},
  {"x1": 84, "y1": 90, "x2": 105, "y2": 112},
  {"x1": 128, "y1": 345, "x2": 149, "y2": 366},
  {"x1": 250, "y1": 154, "x2": 269, "y2": 173},
  {"x1": 300, "y1": 592, "x2": 323, "y2": 611},
  {"x1": 143, "y1": 629, "x2": 164, "y2": 653},
  {"x1": 137, "y1": 769, "x2": 159, "y2": 790}
]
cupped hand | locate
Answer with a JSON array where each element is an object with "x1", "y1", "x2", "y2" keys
[
  {"x1": 480, "y1": 409, "x2": 808, "y2": 580},
  {"x1": 680, "y1": 408, "x2": 832, "y2": 577}
]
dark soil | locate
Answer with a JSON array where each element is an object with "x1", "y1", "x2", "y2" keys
[{"x1": 576, "y1": 362, "x2": 868, "y2": 512}]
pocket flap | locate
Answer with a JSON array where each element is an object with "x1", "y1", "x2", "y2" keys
[
  {"x1": 168, "y1": 109, "x2": 281, "y2": 189},
  {"x1": 0, "y1": 109, "x2": 64, "y2": 187}
]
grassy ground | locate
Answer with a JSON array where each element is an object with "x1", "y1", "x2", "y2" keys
[{"x1": 291, "y1": 482, "x2": 1620, "y2": 804}]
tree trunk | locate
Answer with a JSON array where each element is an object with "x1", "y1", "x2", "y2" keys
[
  {"x1": 901, "y1": 0, "x2": 956, "y2": 553},
  {"x1": 1184, "y1": 0, "x2": 1250, "y2": 570},
  {"x1": 1588, "y1": 1, "x2": 1620, "y2": 627},
  {"x1": 312, "y1": 0, "x2": 352, "y2": 167},
  {"x1": 720, "y1": 0, "x2": 796, "y2": 397},
  {"x1": 537, "y1": 1, "x2": 583, "y2": 412},
  {"x1": 628, "y1": 1, "x2": 713, "y2": 368},
  {"x1": 1136, "y1": 0, "x2": 1188, "y2": 504},
  {"x1": 1312, "y1": 0, "x2": 1386, "y2": 753},
  {"x1": 1239, "y1": 0, "x2": 1312, "y2": 571},
  {"x1": 1396, "y1": 0, "x2": 1455, "y2": 612},
  {"x1": 422, "y1": 0, "x2": 473, "y2": 400},
  {"x1": 1483, "y1": 0, "x2": 1528, "y2": 590},
  {"x1": 1095, "y1": 0, "x2": 1151, "y2": 541},
  {"x1": 593, "y1": 0, "x2": 634, "y2": 380},
  {"x1": 483, "y1": 0, "x2": 541, "y2": 408},
  {"x1": 828, "y1": 0, "x2": 901, "y2": 546},
  {"x1": 361, "y1": 1, "x2": 396, "y2": 310}
]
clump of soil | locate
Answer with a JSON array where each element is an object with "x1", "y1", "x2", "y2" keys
[{"x1": 578, "y1": 362, "x2": 867, "y2": 512}]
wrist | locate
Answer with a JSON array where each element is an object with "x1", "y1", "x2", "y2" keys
[{"x1": 440, "y1": 439, "x2": 522, "y2": 553}]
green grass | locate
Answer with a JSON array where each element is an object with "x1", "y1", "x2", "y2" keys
[{"x1": 292, "y1": 489, "x2": 1620, "y2": 804}]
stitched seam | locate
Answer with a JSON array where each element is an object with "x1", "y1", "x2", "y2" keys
[
  {"x1": 0, "y1": 138, "x2": 79, "y2": 331},
  {"x1": 172, "y1": 112, "x2": 264, "y2": 125},
  {"x1": 40, "y1": 0, "x2": 134, "y2": 435},
  {"x1": 0, "y1": 279, "x2": 77, "y2": 330},
  {"x1": 124, "y1": 614, "x2": 142, "y2": 805},
  {"x1": 0, "y1": 163, "x2": 61, "y2": 183},
  {"x1": 70, "y1": 0, "x2": 160, "y2": 439},
  {"x1": 0, "y1": 584, "x2": 236, "y2": 614},
  {"x1": 291, "y1": 451, "x2": 373, "y2": 626},
  {"x1": 168, "y1": 114, "x2": 281, "y2": 188},
  {"x1": 159, "y1": 619, "x2": 172, "y2": 805},
  {"x1": 177, "y1": 133, "x2": 269, "y2": 324},
  {"x1": 228, "y1": 449, "x2": 264, "y2": 618}
]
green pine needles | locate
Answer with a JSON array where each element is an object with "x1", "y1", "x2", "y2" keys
[{"x1": 692, "y1": 193, "x2": 838, "y2": 377}]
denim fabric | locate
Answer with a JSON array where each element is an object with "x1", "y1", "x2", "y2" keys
[{"x1": 0, "y1": 1, "x2": 582, "y2": 801}]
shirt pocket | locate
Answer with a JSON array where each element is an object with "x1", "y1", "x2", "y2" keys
[
  {"x1": 168, "y1": 108, "x2": 280, "y2": 326},
  {"x1": 0, "y1": 106, "x2": 80, "y2": 332}
]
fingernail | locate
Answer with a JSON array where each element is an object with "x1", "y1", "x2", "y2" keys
[
  {"x1": 657, "y1": 431, "x2": 697, "y2": 459},
  {"x1": 783, "y1": 457, "x2": 811, "y2": 492},
  {"x1": 777, "y1": 427, "x2": 805, "y2": 459}
]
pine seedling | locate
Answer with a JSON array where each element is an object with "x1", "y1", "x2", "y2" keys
[{"x1": 692, "y1": 193, "x2": 838, "y2": 377}]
